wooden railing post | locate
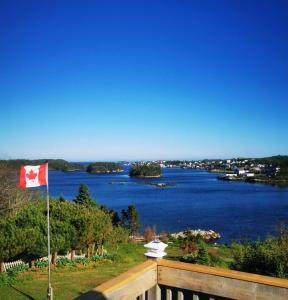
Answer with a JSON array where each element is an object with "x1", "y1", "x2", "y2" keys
[
  {"x1": 177, "y1": 290, "x2": 184, "y2": 300},
  {"x1": 147, "y1": 285, "x2": 161, "y2": 300},
  {"x1": 166, "y1": 288, "x2": 172, "y2": 300}
]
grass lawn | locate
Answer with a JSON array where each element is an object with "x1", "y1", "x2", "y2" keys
[
  {"x1": 0, "y1": 243, "x2": 146, "y2": 300},
  {"x1": 0, "y1": 241, "x2": 234, "y2": 300}
]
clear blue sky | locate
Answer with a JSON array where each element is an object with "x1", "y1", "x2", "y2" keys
[{"x1": 0, "y1": 0, "x2": 287, "y2": 161}]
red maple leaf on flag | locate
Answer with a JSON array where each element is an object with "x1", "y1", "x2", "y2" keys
[{"x1": 26, "y1": 169, "x2": 37, "y2": 180}]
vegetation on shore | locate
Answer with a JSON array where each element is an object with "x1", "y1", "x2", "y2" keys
[
  {"x1": 129, "y1": 164, "x2": 161, "y2": 178},
  {"x1": 86, "y1": 162, "x2": 123, "y2": 173},
  {"x1": 0, "y1": 159, "x2": 85, "y2": 172},
  {"x1": 165, "y1": 226, "x2": 288, "y2": 279}
]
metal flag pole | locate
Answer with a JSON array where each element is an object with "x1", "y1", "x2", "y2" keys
[{"x1": 46, "y1": 162, "x2": 53, "y2": 300}]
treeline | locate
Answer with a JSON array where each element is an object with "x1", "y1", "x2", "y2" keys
[
  {"x1": 0, "y1": 182, "x2": 140, "y2": 271},
  {"x1": 0, "y1": 159, "x2": 85, "y2": 172},
  {"x1": 129, "y1": 164, "x2": 161, "y2": 178},
  {"x1": 87, "y1": 162, "x2": 123, "y2": 173},
  {"x1": 1, "y1": 159, "x2": 125, "y2": 174},
  {"x1": 254, "y1": 155, "x2": 288, "y2": 177}
]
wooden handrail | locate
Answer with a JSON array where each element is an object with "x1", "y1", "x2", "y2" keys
[
  {"x1": 79, "y1": 259, "x2": 288, "y2": 299},
  {"x1": 158, "y1": 259, "x2": 288, "y2": 289},
  {"x1": 90, "y1": 260, "x2": 157, "y2": 295}
]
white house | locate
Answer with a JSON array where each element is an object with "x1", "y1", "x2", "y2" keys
[{"x1": 245, "y1": 173, "x2": 255, "y2": 177}]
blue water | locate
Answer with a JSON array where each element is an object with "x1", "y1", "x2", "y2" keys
[{"x1": 48, "y1": 167, "x2": 288, "y2": 243}]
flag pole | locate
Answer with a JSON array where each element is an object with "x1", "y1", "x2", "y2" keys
[{"x1": 46, "y1": 162, "x2": 53, "y2": 300}]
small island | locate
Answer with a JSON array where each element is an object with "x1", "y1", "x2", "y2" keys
[
  {"x1": 129, "y1": 164, "x2": 161, "y2": 178},
  {"x1": 87, "y1": 162, "x2": 123, "y2": 174}
]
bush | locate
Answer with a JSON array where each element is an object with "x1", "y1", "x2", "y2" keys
[
  {"x1": 180, "y1": 254, "x2": 197, "y2": 263},
  {"x1": 144, "y1": 226, "x2": 156, "y2": 242},
  {"x1": 231, "y1": 229, "x2": 288, "y2": 278},
  {"x1": 179, "y1": 237, "x2": 211, "y2": 266},
  {"x1": 57, "y1": 257, "x2": 75, "y2": 267},
  {"x1": 195, "y1": 241, "x2": 210, "y2": 266},
  {"x1": 90, "y1": 255, "x2": 102, "y2": 262},
  {"x1": 103, "y1": 253, "x2": 116, "y2": 261},
  {"x1": 7, "y1": 264, "x2": 28, "y2": 276},
  {"x1": 35, "y1": 260, "x2": 49, "y2": 268},
  {"x1": 75, "y1": 258, "x2": 90, "y2": 265}
]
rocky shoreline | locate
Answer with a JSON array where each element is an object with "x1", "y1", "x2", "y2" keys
[{"x1": 171, "y1": 229, "x2": 221, "y2": 242}]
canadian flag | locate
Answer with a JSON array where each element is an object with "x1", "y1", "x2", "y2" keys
[{"x1": 19, "y1": 163, "x2": 48, "y2": 188}]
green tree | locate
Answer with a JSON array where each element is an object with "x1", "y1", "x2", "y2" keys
[
  {"x1": 92, "y1": 210, "x2": 113, "y2": 256},
  {"x1": 58, "y1": 194, "x2": 65, "y2": 202},
  {"x1": 74, "y1": 184, "x2": 95, "y2": 207},
  {"x1": 110, "y1": 209, "x2": 121, "y2": 226},
  {"x1": 121, "y1": 205, "x2": 140, "y2": 235},
  {"x1": 49, "y1": 201, "x2": 77, "y2": 263},
  {"x1": 15, "y1": 202, "x2": 47, "y2": 267},
  {"x1": 107, "y1": 226, "x2": 129, "y2": 251},
  {"x1": 129, "y1": 164, "x2": 161, "y2": 178},
  {"x1": 0, "y1": 216, "x2": 35, "y2": 271},
  {"x1": 74, "y1": 208, "x2": 95, "y2": 257}
]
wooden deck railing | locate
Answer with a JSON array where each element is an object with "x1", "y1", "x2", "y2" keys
[
  {"x1": 77, "y1": 260, "x2": 158, "y2": 300},
  {"x1": 77, "y1": 259, "x2": 288, "y2": 300}
]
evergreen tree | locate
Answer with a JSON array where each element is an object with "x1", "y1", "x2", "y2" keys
[
  {"x1": 58, "y1": 194, "x2": 65, "y2": 202},
  {"x1": 74, "y1": 184, "x2": 95, "y2": 207},
  {"x1": 110, "y1": 209, "x2": 121, "y2": 226},
  {"x1": 121, "y1": 205, "x2": 140, "y2": 235}
]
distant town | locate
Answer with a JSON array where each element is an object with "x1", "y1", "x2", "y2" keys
[{"x1": 129, "y1": 155, "x2": 288, "y2": 186}]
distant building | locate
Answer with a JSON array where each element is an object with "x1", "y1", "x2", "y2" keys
[
  {"x1": 245, "y1": 173, "x2": 255, "y2": 177},
  {"x1": 235, "y1": 168, "x2": 246, "y2": 175},
  {"x1": 225, "y1": 173, "x2": 238, "y2": 177}
]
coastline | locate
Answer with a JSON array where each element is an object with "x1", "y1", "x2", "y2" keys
[
  {"x1": 218, "y1": 175, "x2": 288, "y2": 187},
  {"x1": 130, "y1": 175, "x2": 161, "y2": 178}
]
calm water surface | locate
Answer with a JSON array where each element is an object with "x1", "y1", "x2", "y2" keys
[{"x1": 49, "y1": 168, "x2": 288, "y2": 243}]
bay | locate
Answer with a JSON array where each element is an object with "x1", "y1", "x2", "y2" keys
[{"x1": 48, "y1": 167, "x2": 288, "y2": 243}]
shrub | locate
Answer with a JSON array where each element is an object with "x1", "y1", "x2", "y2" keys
[
  {"x1": 90, "y1": 255, "x2": 102, "y2": 262},
  {"x1": 57, "y1": 257, "x2": 75, "y2": 267},
  {"x1": 195, "y1": 241, "x2": 210, "y2": 266},
  {"x1": 180, "y1": 254, "x2": 197, "y2": 263},
  {"x1": 144, "y1": 226, "x2": 156, "y2": 242},
  {"x1": 159, "y1": 231, "x2": 168, "y2": 242},
  {"x1": 7, "y1": 263, "x2": 28, "y2": 276},
  {"x1": 75, "y1": 258, "x2": 90, "y2": 265},
  {"x1": 180, "y1": 237, "x2": 211, "y2": 266},
  {"x1": 103, "y1": 253, "x2": 116, "y2": 261},
  {"x1": 35, "y1": 260, "x2": 49, "y2": 268},
  {"x1": 231, "y1": 230, "x2": 288, "y2": 278}
]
